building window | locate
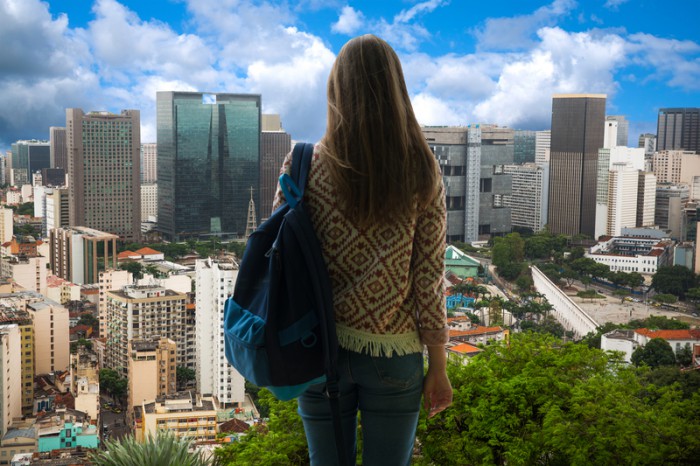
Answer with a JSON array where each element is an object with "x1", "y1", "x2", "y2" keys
[{"x1": 480, "y1": 178, "x2": 492, "y2": 193}]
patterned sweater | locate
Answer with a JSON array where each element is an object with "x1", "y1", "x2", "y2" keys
[{"x1": 273, "y1": 145, "x2": 448, "y2": 357}]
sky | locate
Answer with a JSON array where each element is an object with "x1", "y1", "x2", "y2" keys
[{"x1": 1, "y1": 0, "x2": 699, "y2": 152}]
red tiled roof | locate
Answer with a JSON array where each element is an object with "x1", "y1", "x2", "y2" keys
[
  {"x1": 219, "y1": 418, "x2": 250, "y2": 433},
  {"x1": 135, "y1": 247, "x2": 162, "y2": 255},
  {"x1": 118, "y1": 250, "x2": 139, "y2": 259},
  {"x1": 449, "y1": 343, "x2": 481, "y2": 354},
  {"x1": 635, "y1": 328, "x2": 700, "y2": 340},
  {"x1": 648, "y1": 250, "x2": 663, "y2": 257}
]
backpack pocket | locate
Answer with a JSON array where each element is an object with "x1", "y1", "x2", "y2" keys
[{"x1": 224, "y1": 297, "x2": 272, "y2": 386}]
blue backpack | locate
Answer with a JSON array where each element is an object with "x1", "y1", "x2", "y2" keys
[{"x1": 224, "y1": 142, "x2": 339, "y2": 401}]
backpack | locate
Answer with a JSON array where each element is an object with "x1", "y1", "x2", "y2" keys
[{"x1": 224, "y1": 142, "x2": 339, "y2": 401}]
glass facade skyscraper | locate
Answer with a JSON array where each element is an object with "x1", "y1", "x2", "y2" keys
[{"x1": 157, "y1": 92, "x2": 261, "y2": 241}]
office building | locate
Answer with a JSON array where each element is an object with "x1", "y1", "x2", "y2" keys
[
  {"x1": 652, "y1": 150, "x2": 700, "y2": 200},
  {"x1": 637, "y1": 172, "x2": 657, "y2": 228},
  {"x1": 195, "y1": 258, "x2": 244, "y2": 408},
  {"x1": 479, "y1": 126, "x2": 513, "y2": 238},
  {"x1": 44, "y1": 188, "x2": 70, "y2": 238},
  {"x1": 422, "y1": 126, "x2": 481, "y2": 243},
  {"x1": 10, "y1": 140, "x2": 51, "y2": 181},
  {"x1": 0, "y1": 307, "x2": 34, "y2": 415},
  {"x1": 141, "y1": 143, "x2": 157, "y2": 184},
  {"x1": 503, "y1": 163, "x2": 548, "y2": 233},
  {"x1": 638, "y1": 133, "x2": 657, "y2": 157},
  {"x1": 41, "y1": 168, "x2": 66, "y2": 188},
  {"x1": 548, "y1": 94, "x2": 606, "y2": 237},
  {"x1": 606, "y1": 115, "x2": 629, "y2": 146},
  {"x1": 104, "y1": 285, "x2": 187, "y2": 375},
  {"x1": 513, "y1": 130, "x2": 536, "y2": 164},
  {"x1": 606, "y1": 165, "x2": 640, "y2": 237},
  {"x1": 534, "y1": 130, "x2": 551, "y2": 164},
  {"x1": 657, "y1": 108, "x2": 700, "y2": 152},
  {"x1": 156, "y1": 92, "x2": 261, "y2": 241},
  {"x1": 586, "y1": 229, "x2": 673, "y2": 275},
  {"x1": 66, "y1": 109, "x2": 141, "y2": 242},
  {"x1": 49, "y1": 227, "x2": 119, "y2": 285},
  {"x1": 141, "y1": 184, "x2": 158, "y2": 222},
  {"x1": 260, "y1": 114, "x2": 292, "y2": 220},
  {"x1": 49, "y1": 127, "x2": 67, "y2": 170},
  {"x1": 0, "y1": 325, "x2": 21, "y2": 437},
  {"x1": 127, "y1": 338, "x2": 177, "y2": 413},
  {"x1": 655, "y1": 184, "x2": 689, "y2": 240}
]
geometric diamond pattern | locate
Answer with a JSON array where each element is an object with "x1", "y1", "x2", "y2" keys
[{"x1": 272, "y1": 146, "x2": 448, "y2": 355}]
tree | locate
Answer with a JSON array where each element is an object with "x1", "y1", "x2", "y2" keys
[
  {"x1": 176, "y1": 366, "x2": 196, "y2": 390},
  {"x1": 90, "y1": 431, "x2": 214, "y2": 466},
  {"x1": 685, "y1": 286, "x2": 700, "y2": 303},
  {"x1": 416, "y1": 333, "x2": 700, "y2": 466},
  {"x1": 652, "y1": 265, "x2": 696, "y2": 298},
  {"x1": 492, "y1": 233, "x2": 526, "y2": 281},
  {"x1": 613, "y1": 288, "x2": 630, "y2": 303},
  {"x1": 675, "y1": 345, "x2": 693, "y2": 368},
  {"x1": 627, "y1": 315, "x2": 689, "y2": 330},
  {"x1": 76, "y1": 313, "x2": 98, "y2": 329},
  {"x1": 631, "y1": 338, "x2": 676, "y2": 368},
  {"x1": 70, "y1": 338, "x2": 93, "y2": 353},
  {"x1": 119, "y1": 261, "x2": 144, "y2": 279},
  {"x1": 561, "y1": 267, "x2": 579, "y2": 288},
  {"x1": 99, "y1": 368, "x2": 128, "y2": 401},
  {"x1": 214, "y1": 390, "x2": 310, "y2": 465}
]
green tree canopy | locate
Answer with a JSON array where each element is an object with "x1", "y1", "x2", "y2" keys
[
  {"x1": 416, "y1": 333, "x2": 700, "y2": 465},
  {"x1": 99, "y1": 368, "x2": 128, "y2": 400},
  {"x1": 651, "y1": 265, "x2": 696, "y2": 298},
  {"x1": 631, "y1": 338, "x2": 676, "y2": 368}
]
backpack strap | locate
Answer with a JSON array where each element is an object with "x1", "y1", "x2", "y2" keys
[{"x1": 290, "y1": 142, "x2": 314, "y2": 194}]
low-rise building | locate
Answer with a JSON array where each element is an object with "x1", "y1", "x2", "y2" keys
[
  {"x1": 586, "y1": 230, "x2": 674, "y2": 274},
  {"x1": 600, "y1": 329, "x2": 640, "y2": 363},
  {"x1": 448, "y1": 326, "x2": 508, "y2": 346},
  {"x1": 133, "y1": 392, "x2": 217, "y2": 443}
]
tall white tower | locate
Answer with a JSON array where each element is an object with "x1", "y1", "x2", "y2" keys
[{"x1": 195, "y1": 258, "x2": 244, "y2": 409}]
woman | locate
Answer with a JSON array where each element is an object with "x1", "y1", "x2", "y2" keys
[{"x1": 274, "y1": 34, "x2": 452, "y2": 465}]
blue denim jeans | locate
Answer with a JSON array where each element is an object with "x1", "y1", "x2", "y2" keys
[{"x1": 298, "y1": 347, "x2": 424, "y2": 466}]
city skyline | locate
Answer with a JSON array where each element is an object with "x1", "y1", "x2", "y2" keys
[{"x1": 0, "y1": 0, "x2": 699, "y2": 152}]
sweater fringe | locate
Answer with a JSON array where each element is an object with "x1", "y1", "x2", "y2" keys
[{"x1": 336, "y1": 324, "x2": 423, "y2": 357}]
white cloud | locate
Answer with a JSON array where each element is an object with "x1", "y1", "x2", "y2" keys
[
  {"x1": 473, "y1": 0, "x2": 577, "y2": 51},
  {"x1": 604, "y1": 0, "x2": 629, "y2": 10},
  {"x1": 411, "y1": 93, "x2": 467, "y2": 127},
  {"x1": 332, "y1": 6, "x2": 364, "y2": 34},
  {"x1": 394, "y1": 0, "x2": 448, "y2": 23},
  {"x1": 626, "y1": 33, "x2": 700, "y2": 90}
]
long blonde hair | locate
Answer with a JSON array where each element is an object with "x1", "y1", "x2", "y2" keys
[{"x1": 321, "y1": 34, "x2": 441, "y2": 228}]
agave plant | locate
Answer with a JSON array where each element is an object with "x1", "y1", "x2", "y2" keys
[{"x1": 90, "y1": 431, "x2": 218, "y2": 466}]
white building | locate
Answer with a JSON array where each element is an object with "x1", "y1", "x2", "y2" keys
[
  {"x1": 141, "y1": 143, "x2": 157, "y2": 184},
  {"x1": 44, "y1": 188, "x2": 69, "y2": 238},
  {"x1": 5, "y1": 190, "x2": 21, "y2": 206},
  {"x1": 0, "y1": 255, "x2": 49, "y2": 296},
  {"x1": 104, "y1": 285, "x2": 187, "y2": 376},
  {"x1": 595, "y1": 146, "x2": 647, "y2": 239},
  {"x1": 195, "y1": 258, "x2": 245, "y2": 409},
  {"x1": 653, "y1": 150, "x2": 700, "y2": 200},
  {"x1": 534, "y1": 130, "x2": 550, "y2": 164},
  {"x1": 503, "y1": 163, "x2": 549, "y2": 232},
  {"x1": 601, "y1": 329, "x2": 639, "y2": 363},
  {"x1": 586, "y1": 231, "x2": 673, "y2": 274},
  {"x1": 0, "y1": 208, "x2": 13, "y2": 244},
  {"x1": 98, "y1": 269, "x2": 133, "y2": 340},
  {"x1": 635, "y1": 328, "x2": 700, "y2": 354},
  {"x1": 637, "y1": 172, "x2": 657, "y2": 228},
  {"x1": 140, "y1": 183, "x2": 157, "y2": 222},
  {"x1": 0, "y1": 324, "x2": 22, "y2": 437},
  {"x1": 606, "y1": 165, "x2": 639, "y2": 237}
]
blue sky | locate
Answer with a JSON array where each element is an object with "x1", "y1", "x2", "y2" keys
[{"x1": 1, "y1": 0, "x2": 699, "y2": 151}]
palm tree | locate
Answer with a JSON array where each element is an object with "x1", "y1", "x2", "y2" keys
[{"x1": 90, "y1": 431, "x2": 217, "y2": 466}]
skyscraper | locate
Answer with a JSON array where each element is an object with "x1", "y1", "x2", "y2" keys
[
  {"x1": 260, "y1": 114, "x2": 291, "y2": 220},
  {"x1": 657, "y1": 108, "x2": 700, "y2": 152},
  {"x1": 513, "y1": 130, "x2": 536, "y2": 164},
  {"x1": 422, "y1": 126, "x2": 481, "y2": 243},
  {"x1": 606, "y1": 115, "x2": 629, "y2": 146},
  {"x1": 10, "y1": 140, "x2": 50, "y2": 185},
  {"x1": 141, "y1": 142, "x2": 157, "y2": 184},
  {"x1": 157, "y1": 92, "x2": 261, "y2": 241},
  {"x1": 66, "y1": 109, "x2": 141, "y2": 242},
  {"x1": 50, "y1": 127, "x2": 67, "y2": 169},
  {"x1": 548, "y1": 94, "x2": 606, "y2": 237},
  {"x1": 479, "y1": 125, "x2": 513, "y2": 238}
]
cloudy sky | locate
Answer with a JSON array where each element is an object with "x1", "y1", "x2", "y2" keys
[{"x1": 1, "y1": 0, "x2": 698, "y2": 152}]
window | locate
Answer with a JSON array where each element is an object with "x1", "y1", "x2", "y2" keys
[{"x1": 480, "y1": 178, "x2": 492, "y2": 193}]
